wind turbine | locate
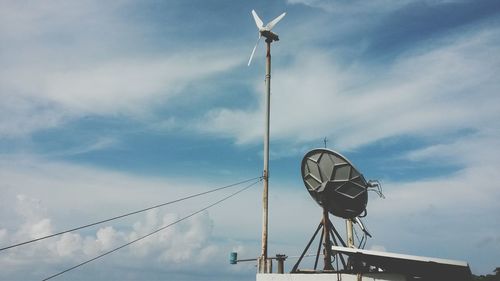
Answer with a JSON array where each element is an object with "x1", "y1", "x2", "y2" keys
[
  {"x1": 248, "y1": 10, "x2": 286, "y2": 66},
  {"x1": 247, "y1": 9, "x2": 286, "y2": 274}
]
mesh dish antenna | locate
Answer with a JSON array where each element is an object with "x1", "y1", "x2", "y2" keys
[{"x1": 301, "y1": 148, "x2": 368, "y2": 219}]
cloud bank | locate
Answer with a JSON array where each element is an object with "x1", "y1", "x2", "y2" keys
[{"x1": 200, "y1": 25, "x2": 500, "y2": 150}]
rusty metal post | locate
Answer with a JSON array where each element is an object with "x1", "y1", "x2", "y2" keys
[
  {"x1": 259, "y1": 38, "x2": 272, "y2": 274},
  {"x1": 346, "y1": 219, "x2": 354, "y2": 248},
  {"x1": 322, "y1": 206, "x2": 334, "y2": 270},
  {"x1": 276, "y1": 254, "x2": 287, "y2": 274}
]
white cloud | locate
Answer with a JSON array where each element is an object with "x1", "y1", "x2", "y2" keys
[
  {"x1": 287, "y1": 0, "x2": 408, "y2": 13},
  {"x1": 286, "y1": 0, "x2": 465, "y2": 13},
  {"x1": 95, "y1": 226, "x2": 125, "y2": 251},
  {"x1": 0, "y1": 52, "x2": 241, "y2": 138},
  {"x1": 199, "y1": 26, "x2": 500, "y2": 150},
  {"x1": 362, "y1": 126, "x2": 500, "y2": 271},
  {"x1": 405, "y1": 131, "x2": 500, "y2": 167},
  {"x1": 365, "y1": 163, "x2": 500, "y2": 273},
  {"x1": 40, "y1": 54, "x2": 240, "y2": 116},
  {"x1": 15, "y1": 194, "x2": 48, "y2": 222},
  {"x1": 0, "y1": 149, "x2": 498, "y2": 277},
  {"x1": 28, "y1": 219, "x2": 53, "y2": 240},
  {"x1": 56, "y1": 233, "x2": 82, "y2": 257},
  {"x1": 0, "y1": 229, "x2": 8, "y2": 244},
  {"x1": 0, "y1": 0, "x2": 242, "y2": 138},
  {"x1": 0, "y1": 156, "x2": 261, "y2": 280},
  {"x1": 372, "y1": 167, "x2": 498, "y2": 217},
  {"x1": 0, "y1": 96, "x2": 66, "y2": 138},
  {"x1": 0, "y1": 193, "x2": 224, "y2": 279}
]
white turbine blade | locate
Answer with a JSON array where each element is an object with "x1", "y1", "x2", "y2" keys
[
  {"x1": 265, "y1": 12, "x2": 286, "y2": 30},
  {"x1": 248, "y1": 36, "x2": 261, "y2": 66},
  {"x1": 252, "y1": 9, "x2": 264, "y2": 29}
]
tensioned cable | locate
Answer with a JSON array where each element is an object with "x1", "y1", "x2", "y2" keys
[
  {"x1": 353, "y1": 225, "x2": 362, "y2": 248},
  {"x1": 41, "y1": 178, "x2": 261, "y2": 281},
  {"x1": 0, "y1": 176, "x2": 261, "y2": 252},
  {"x1": 353, "y1": 224, "x2": 367, "y2": 249}
]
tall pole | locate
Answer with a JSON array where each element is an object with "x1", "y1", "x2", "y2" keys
[{"x1": 259, "y1": 39, "x2": 272, "y2": 274}]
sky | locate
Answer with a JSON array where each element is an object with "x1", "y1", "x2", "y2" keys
[{"x1": 1, "y1": 0, "x2": 499, "y2": 280}]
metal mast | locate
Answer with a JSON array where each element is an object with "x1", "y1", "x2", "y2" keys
[
  {"x1": 259, "y1": 37, "x2": 273, "y2": 274},
  {"x1": 247, "y1": 9, "x2": 285, "y2": 273}
]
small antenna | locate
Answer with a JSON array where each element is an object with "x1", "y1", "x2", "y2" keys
[{"x1": 323, "y1": 137, "x2": 328, "y2": 148}]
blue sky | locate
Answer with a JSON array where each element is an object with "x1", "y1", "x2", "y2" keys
[{"x1": 1, "y1": 0, "x2": 499, "y2": 280}]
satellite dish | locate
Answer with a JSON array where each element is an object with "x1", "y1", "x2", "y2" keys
[{"x1": 301, "y1": 148, "x2": 368, "y2": 219}]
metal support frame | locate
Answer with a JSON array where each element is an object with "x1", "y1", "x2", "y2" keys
[
  {"x1": 291, "y1": 213, "x2": 349, "y2": 273},
  {"x1": 291, "y1": 222, "x2": 323, "y2": 273},
  {"x1": 314, "y1": 226, "x2": 324, "y2": 270},
  {"x1": 322, "y1": 207, "x2": 334, "y2": 270},
  {"x1": 329, "y1": 228, "x2": 348, "y2": 268}
]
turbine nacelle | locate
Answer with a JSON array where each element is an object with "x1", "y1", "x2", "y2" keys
[
  {"x1": 260, "y1": 30, "x2": 279, "y2": 42},
  {"x1": 248, "y1": 9, "x2": 286, "y2": 66}
]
